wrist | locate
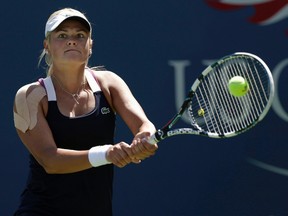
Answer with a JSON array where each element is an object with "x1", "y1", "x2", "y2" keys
[{"x1": 88, "y1": 145, "x2": 112, "y2": 167}]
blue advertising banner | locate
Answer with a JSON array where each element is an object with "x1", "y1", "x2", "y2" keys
[{"x1": 1, "y1": 1, "x2": 288, "y2": 215}]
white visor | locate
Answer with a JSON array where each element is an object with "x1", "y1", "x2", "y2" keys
[{"x1": 45, "y1": 8, "x2": 91, "y2": 37}]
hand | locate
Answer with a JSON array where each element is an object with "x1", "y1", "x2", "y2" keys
[
  {"x1": 106, "y1": 142, "x2": 141, "y2": 168},
  {"x1": 130, "y1": 132, "x2": 158, "y2": 161}
]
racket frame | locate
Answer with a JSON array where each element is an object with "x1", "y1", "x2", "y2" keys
[{"x1": 148, "y1": 52, "x2": 274, "y2": 144}]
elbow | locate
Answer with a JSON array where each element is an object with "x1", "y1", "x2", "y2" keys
[
  {"x1": 43, "y1": 165, "x2": 59, "y2": 174},
  {"x1": 35, "y1": 154, "x2": 62, "y2": 174},
  {"x1": 40, "y1": 160, "x2": 60, "y2": 174},
  {"x1": 33, "y1": 148, "x2": 66, "y2": 174}
]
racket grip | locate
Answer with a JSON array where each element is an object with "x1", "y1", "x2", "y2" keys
[{"x1": 146, "y1": 133, "x2": 158, "y2": 144}]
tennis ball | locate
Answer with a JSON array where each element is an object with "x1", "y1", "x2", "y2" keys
[
  {"x1": 228, "y1": 76, "x2": 249, "y2": 97},
  {"x1": 198, "y1": 108, "x2": 205, "y2": 116}
]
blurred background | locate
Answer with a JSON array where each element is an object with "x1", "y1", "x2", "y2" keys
[{"x1": 1, "y1": 1, "x2": 288, "y2": 215}]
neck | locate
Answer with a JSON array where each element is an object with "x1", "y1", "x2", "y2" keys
[{"x1": 50, "y1": 65, "x2": 86, "y2": 93}]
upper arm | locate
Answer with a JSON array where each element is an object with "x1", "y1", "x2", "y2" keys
[
  {"x1": 13, "y1": 83, "x2": 57, "y2": 167},
  {"x1": 96, "y1": 71, "x2": 154, "y2": 135},
  {"x1": 13, "y1": 82, "x2": 96, "y2": 174}
]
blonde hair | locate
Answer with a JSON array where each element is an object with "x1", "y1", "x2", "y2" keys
[{"x1": 38, "y1": 8, "x2": 92, "y2": 76}]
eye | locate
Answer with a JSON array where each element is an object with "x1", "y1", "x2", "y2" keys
[
  {"x1": 77, "y1": 33, "x2": 86, "y2": 38},
  {"x1": 58, "y1": 33, "x2": 67, "y2": 39}
]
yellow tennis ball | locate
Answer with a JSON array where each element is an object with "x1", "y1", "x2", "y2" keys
[
  {"x1": 198, "y1": 108, "x2": 205, "y2": 116},
  {"x1": 228, "y1": 76, "x2": 249, "y2": 97}
]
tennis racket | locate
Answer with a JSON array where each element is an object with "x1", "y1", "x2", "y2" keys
[{"x1": 148, "y1": 52, "x2": 274, "y2": 144}]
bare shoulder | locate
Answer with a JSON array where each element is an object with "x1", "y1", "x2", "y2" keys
[
  {"x1": 14, "y1": 81, "x2": 48, "y2": 114},
  {"x1": 89, "y1": 68, "x2": 132, "y2": 110},
  {"x1": 15, "y1": 81, "x2": 46, "y2": 99},
  {"x1": 14, "y1": 81, "x2": 48, "y2": 133},
  {"x1": 89, "y1": 68, "x2": 126, "y2": 90}
]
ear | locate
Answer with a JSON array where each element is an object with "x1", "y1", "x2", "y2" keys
[
  {"x1": 90, "y1": 39, "x2": 93, "y2": 49},
  {"x1": 43, "y1": 39, "x2": 49, "y2": 53}
]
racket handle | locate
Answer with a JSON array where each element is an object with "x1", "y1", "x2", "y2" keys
[{"x1": 146, "y1": 133, "x2": 158, "y2": 144}]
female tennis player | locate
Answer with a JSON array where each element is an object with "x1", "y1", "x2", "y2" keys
[{"x1": 13, "y1": 7, "x2": 158, "y2": 216}]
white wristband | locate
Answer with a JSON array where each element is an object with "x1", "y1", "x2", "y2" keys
[{"x1": 88, "y1": 145, "x2": 112, "y2": 167}]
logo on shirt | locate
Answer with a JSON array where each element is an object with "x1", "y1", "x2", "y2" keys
[{"x1": 101, "y1": 107, "x2": 110, "y2": 115}]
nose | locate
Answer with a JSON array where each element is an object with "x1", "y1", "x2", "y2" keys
[{"x1": 67, "y1": 40, "x2": 77, "y2": 46}]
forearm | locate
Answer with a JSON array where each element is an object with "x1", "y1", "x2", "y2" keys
[
  {"x1": 136, "y1": 120, "x2": 156, "y2": 136},
  {"x1": 38, "y1": 148, "x2": 92, "y2": 174},
  {"x1": 39, "y1": 143, "x2": 135, "y2": 173}
]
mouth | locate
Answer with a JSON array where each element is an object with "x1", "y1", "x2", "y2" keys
[{"x1": 65, "y1": 49, "x2": 81, "y2": 53}]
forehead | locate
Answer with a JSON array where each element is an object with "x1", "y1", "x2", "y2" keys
[{"x1": 55, "y1": 18, "x2": 90, "y2": 32}]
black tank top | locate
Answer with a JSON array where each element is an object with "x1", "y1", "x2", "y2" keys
[{"x1": 14, "y1": 69, "x2": 116, "y2": 216}]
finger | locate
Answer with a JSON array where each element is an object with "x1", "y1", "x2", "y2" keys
[
  {"x1": 131, "y1": 158, "x2": 141, "y2": 164},
  {"x1": 108, "y1": 143, "x2": 132, "y2": 167},
  {"x1": 141, "y1": 139, "x2": 158, "y2": 152}
]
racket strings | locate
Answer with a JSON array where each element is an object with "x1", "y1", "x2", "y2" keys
[
  {"x1": 226, "y1": 59, "x2": 255, "y2": 127},
  {"x1": 238, "y1": 58, "x2": 269, "y2": 121},
  {"x1": 188, "y1": 55, "x2": 272, "y2": 136}
]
